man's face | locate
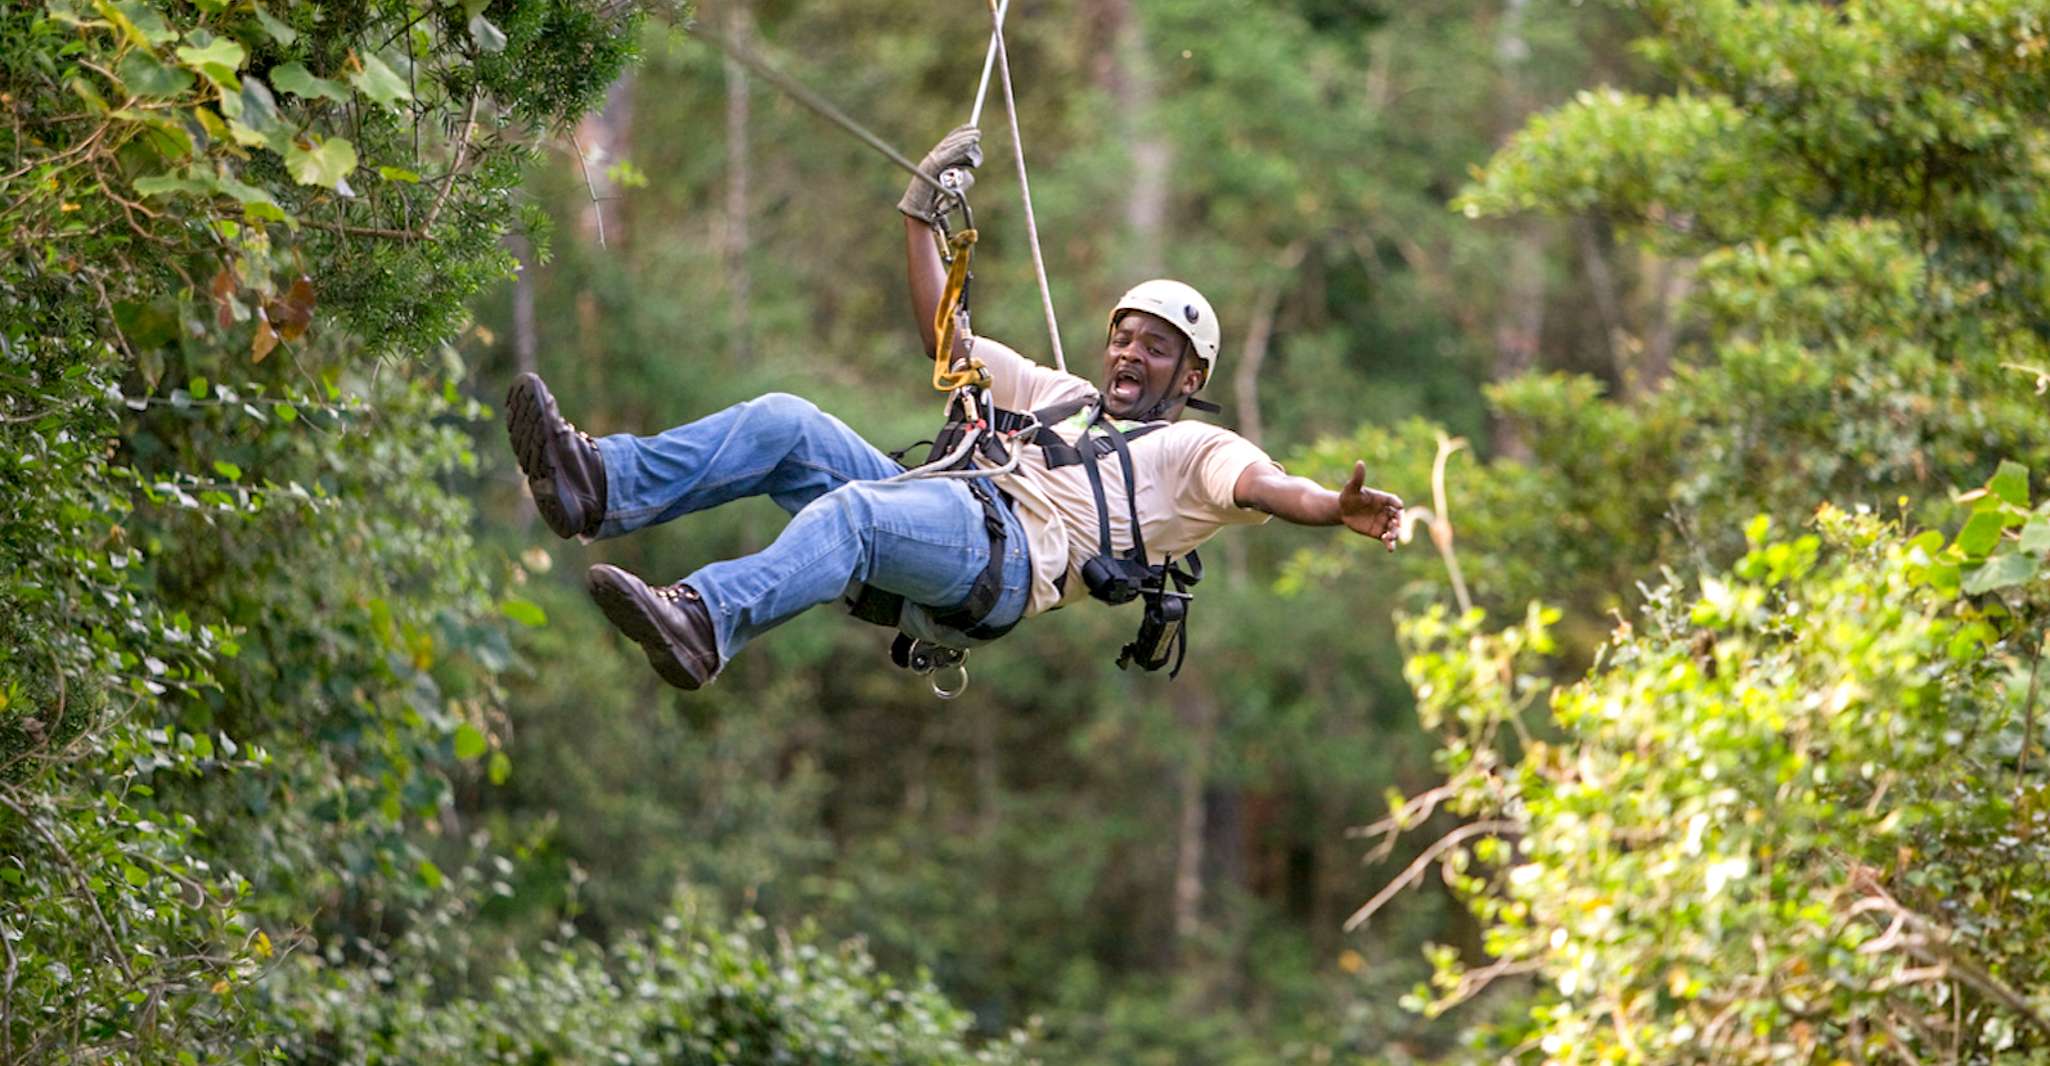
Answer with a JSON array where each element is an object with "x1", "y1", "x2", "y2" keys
[{"x1": 1101, "y1": 310, "x2": 1203, "y2": 419}]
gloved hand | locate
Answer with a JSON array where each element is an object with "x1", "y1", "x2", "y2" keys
[{"x1": 897, "y1": 124, "x2": 982, "y2": 223}]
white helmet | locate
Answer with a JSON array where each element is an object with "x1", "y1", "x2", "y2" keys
[{"x1": 1108, "y1": 279, "x2": 1221, "y2": 380}]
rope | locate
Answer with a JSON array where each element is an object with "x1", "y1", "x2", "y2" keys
[
  {"x1": 968, "y1": 0, "x2": 1014, "y2": 129},
  {"x1": 985, "y1": 1, "x2": 1068, "y2": 374}
]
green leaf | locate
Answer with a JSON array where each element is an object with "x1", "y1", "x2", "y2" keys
[
  {"x1": 1963, "y1": 552, "x2": 2039, "y2": 595},
  {"x1": 284, "y1": 135, "x2": 357, "y2": 193},
  {"x1": 1956, "y1": 510, "x2": 2006, "y2": 559},
  {"x1": 500, "y1": 597, "x2": 547, "y2": 627},
  {"x1": 174, "y1": 37, "x2": 246, "y2": 89},
  {"x1": 417, "y1": 860, "x2": 444, "y2": 891},
  {"x1": 468, "y1": 14, "x2": 508, "y2": 53},
  {"x1": 2022, "y1": 515, "x2": 2050, "y2": 555},
  {"x1": 121, "y1": 864, "x2": 149, "y2": 887},
  {"x1": 488, "y1": 750, "x2": 512, "y2": 785},
  {"x1": 452, "y1": 723, "x2": 488, "y2": 761},
  {"x1": 212, "y1": 460, "x2": 241, "y2": 481},
  {"x1": 271, "y1": 62, "x2": 349, "y2": 104},
  {"x1": 275, "y1": 402, "x2": 298, "y2": 423},
  {"x1": 133, "y1": 172, "x2": 213, "y2": 197},
  {"x1": 377, "y1": 165, "x2": 422, "y2": 184},
  {"x1": 1990, "y1": 461, "x2": 2031, "y2": 508},
  {"x1": 236, "y1": 75, "x2": 284, "y2": 134},
  {"x1": 116, "y1": 49, "x2": 196, "y2": 97},
  {"x1": 106, "y1": 1, "x2": 179, "y2": 45},
  {"x1": 348, "y1": 53, "x2": 413, "y2": 112},
  {"x1": 252, "y1": 4, "x2": 297, "y2": 45},
  {"x1": 188, "y1": 375, "x2": 208, "y2": 399}
]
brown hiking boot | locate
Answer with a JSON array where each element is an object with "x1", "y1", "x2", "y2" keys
[
  {"x1": 586, "y1": 564, "x2": 720, "y2": 690},
  {"x1": 507, "y1": 372, "x2": 608, "y2": 539}
]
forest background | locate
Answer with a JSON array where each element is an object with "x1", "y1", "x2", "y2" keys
[{"x1": 3, "y1": 0, "x2": 2047, "y2": 1063}]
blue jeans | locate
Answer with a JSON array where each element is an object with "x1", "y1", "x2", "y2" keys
[{"x1": 590, "y1": 392, "x2": 1032, "y2": 670}]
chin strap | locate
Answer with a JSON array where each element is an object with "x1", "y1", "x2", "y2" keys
[{"x1": 1127, "y1": 350, "x2": 1223, "y2": 420}]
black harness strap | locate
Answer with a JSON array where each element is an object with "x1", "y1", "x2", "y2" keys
[{"x1": 926, "y1": 478, "x2": 1017, "y2": 640}]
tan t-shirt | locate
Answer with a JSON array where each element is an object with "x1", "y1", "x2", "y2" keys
[{"x1": 967, "y1": 338, "x2": 1279, "y2": 616}]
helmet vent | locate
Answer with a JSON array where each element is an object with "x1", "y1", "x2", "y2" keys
[{"x1": 1183, "y1": 304, "x2": 1199, "y2": 324}]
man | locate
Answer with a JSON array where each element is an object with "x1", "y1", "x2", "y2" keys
[{"x1": 506, "y1": 127, "x2": 1403, "y2": 690}]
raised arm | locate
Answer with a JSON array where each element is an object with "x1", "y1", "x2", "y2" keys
[
  {"x1": 906, "y1": 217, "x2": 946, "y2": 359},
  {"x1": 897, "y1": 126, "x2": 983, "y2": 362},
  {"x1": 1234, "y1": 460, "x2": 1404, "y2": 551}
]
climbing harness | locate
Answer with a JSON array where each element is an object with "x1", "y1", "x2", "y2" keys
[{"x1": 688, "y1": 7, "x2": 1208, "y2": 695}]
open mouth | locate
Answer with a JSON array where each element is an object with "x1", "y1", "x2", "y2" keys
[{"x1": 1108, "y1": 366, "x2": 1144, "y2": 405}]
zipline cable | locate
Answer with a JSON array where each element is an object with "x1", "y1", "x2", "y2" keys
[
  {"x1": 687, "y1": 11, "x2": 1067, "y2": 373},
  {"x1": 986, "y1": 0, "x2": 1067, "y2": 373},
  {"x1": 681, "y1": 20, "x2": 951, "y2": 199}
]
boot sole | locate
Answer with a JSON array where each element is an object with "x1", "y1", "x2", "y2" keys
[
  {"x1": 506, "y1": 374, "x2": 582, "y2": 540},
  {"x1": 587, "y1": 566, "x2": 710, "y2": 691}
]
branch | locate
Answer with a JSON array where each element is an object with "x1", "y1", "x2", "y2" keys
[
  {"x1": 299, "y1": 218, "x2": 427, "y2": 241},
  {"x1": 1350, "y1": 783, "x2": 1457, "y2": 863},
  {"x1": 1345, "y1": 819, "x2": 1514, "y2": 931},
  {"x1": 421, "y1": 90, "x2": 481, "y2": 235},
  {"x1": 568, "y1": 130, "x2": 607, "y2": 249}
]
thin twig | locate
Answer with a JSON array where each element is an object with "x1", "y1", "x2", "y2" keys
[
  {"x1": 299, "y1": 218, "x2": 427, "y2": 241},
  {"x1": 1345, "y1": 819, "x2": 1513, "y2": 931},
  {"x1": 420, "y1": 90, "x2": 481, "y2": 234},
  {"x1": 1, "y1": 907, "x2": 16, "y2": 1062},
  {"x1": 568, "y1": 131, "x2": 607, "y2": 248}
]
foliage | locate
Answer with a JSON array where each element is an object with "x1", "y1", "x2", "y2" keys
[
  {"x1": 256, "y1": 887, "x2": 1030, "y2": 1066},
  {"x1": 1375, "y1": 479, "x2": 2049, "y2": 1063},
  {"x1": 1295, "y1": 0, "x2": 2050, "y2": 640}
]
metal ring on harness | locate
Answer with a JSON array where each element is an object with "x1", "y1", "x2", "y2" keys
[{"x1": 931, "y1": 661, "x2": 969, "y2": 700}]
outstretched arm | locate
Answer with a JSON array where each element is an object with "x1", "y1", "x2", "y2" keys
[{"x1": 1234, "y1": 460, "x2": 1403, "y2": 551}]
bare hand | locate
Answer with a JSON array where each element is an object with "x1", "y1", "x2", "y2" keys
[{"x1": 1338, "y1": 461, "x2": 1403, "y2": 551}]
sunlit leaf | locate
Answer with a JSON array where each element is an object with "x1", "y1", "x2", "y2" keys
[
  {"x1": 1989, "y1": 460, "x2": 2031, "y2": 508},
  {"x1": 174, "y1": 36, "x2": 245, "y2": 89},
  {"x1": 284, "y1": 134, "x2": 357, "y2": 192},
  {"x1": 500, "y1": 597, "x2": 547, "y2": 627},
  {"x1": 250, "y1": 314, "x2": 278, "y2": 363},
  {"x1": 1955, "y1": 510, "x2": 2006, "y2": 559},
  {"x1": 453, "y1": 723, "x2": 488, "y2": 761}
]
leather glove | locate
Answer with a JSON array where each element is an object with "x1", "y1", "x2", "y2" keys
[{"x1": 897, "y1": 124, "x2": 982, "y2": 223}]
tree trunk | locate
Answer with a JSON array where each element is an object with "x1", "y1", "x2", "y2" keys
[
  {"x1": 721, "y1": 0, "x2": 753, "y2": 363},
  {"x1": 1488, "y1": 0, "x2": 1545, "y2": 461},
  {"x1": 1576, "y1": 215, "x2": 1622, "y2": 380},
  {"x1": 1085, "y1": 0, "x2": 1171, "y2": 274},
  {"x1": 507, "y1": 235, "x2": 538, "y2": 377},
  {"x1": 1171, "y1": 690, "x2": 1216, "y2": 954},
  {"x1": 1639, "y1": 254, "x2": 1694, "y2": 397}
]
